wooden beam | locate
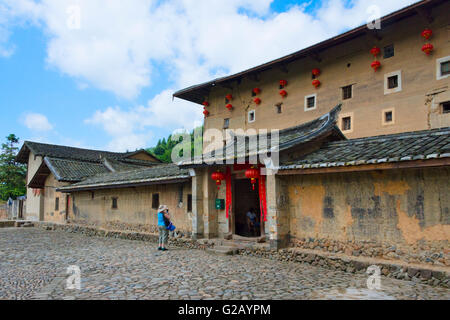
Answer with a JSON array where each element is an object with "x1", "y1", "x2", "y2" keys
[{"x1": 277, "y1": 158, "x2": 450, "y2": 176}]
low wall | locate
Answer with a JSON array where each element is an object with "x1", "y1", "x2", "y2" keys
[
  {"x1": 33, "y1": 222, "x2": 450, "y2": 288},
  {"x1": 0, "y1": 205, "x2": 7, "y2": 220}
]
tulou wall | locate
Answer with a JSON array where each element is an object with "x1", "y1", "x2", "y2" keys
[
  {"x1": 284, "y1": 167, "x2": 450, "y2": 266},
  {"x1": 203, "y1": 2, "x2": 450, "y2": 146},
  {"x1": 68, "y1": 183, "x2": 193, "y2": 235}
]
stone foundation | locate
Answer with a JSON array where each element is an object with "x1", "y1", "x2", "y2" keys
[
  {"x1": 290, "y1": 237, "x2": 449, "y2": 267},
  {"x1": 34, "y1": 222, "x2": 450, "y2": 288}
]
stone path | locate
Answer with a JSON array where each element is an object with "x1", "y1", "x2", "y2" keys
[{"x1": 0, "y1": 228, "x2": 449, "y2": 300}]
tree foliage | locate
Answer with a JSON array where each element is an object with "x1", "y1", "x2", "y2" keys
[
  {"x1": 0, "y1": 134, "x2": 27, "y2": 201},
  {"x1": 148, "y1": 127, "x2": 203, "y2": 163}
]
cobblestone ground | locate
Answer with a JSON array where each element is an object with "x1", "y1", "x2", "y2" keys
[{"x1": 0, "y1": 228, "x2": 449, "y2": 300}]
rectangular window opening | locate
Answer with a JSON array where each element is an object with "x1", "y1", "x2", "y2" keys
[
  {"x1": 441, "y1": 61, "x2": 450, "y2": 76},
  {"x1": 385, "y1": 111, "x2": 393, "y2": 122},
  {"x1": 307, "y1": 96, "x2": 316, "y2": 109},
  {"x1": 223, "y1": 118, "x2": 230, "y2": 129},
  {"x1": 152, "y1": 193, "x2": 160, "y2": 210},
  {"x1": 342, "y1": 117, "x2": 352, "y2": 131},
  {"x1": 342, "y1": 85, "x2": 352, "y2": 100},
  {"x1": 388, "y1": 75, "x2": 398, "y2": 89},
  {"x1": 112, "y1": 197, "x2": 118, "y2": 209},
  {"x1": 248, "y1": 110, "x2": 255, "y2": 123},
  {"x1": 384, "y1": 44, "x2": 394, "y2": 59},
  {"x1": 55, "y1": 197, "x2": 59, "y2": 211},
  {"x1": 442, "y1": 101, "x2": 450, "y2": 114}
]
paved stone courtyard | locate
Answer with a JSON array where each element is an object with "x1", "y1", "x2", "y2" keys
[{"x1": 0, "y1": 228, "x2": 449, "y2": 300}]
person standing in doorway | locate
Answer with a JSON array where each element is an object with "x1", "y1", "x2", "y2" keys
[
  {"x1": 246, "y1": 208, "x2": 258, "y2": 237},
  {"x1": 157, "y1": 205, "x2": 170, "y2": 251}
]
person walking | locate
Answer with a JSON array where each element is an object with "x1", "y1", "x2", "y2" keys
[{"x1": 157, "y1": 205, "x2": 170, "y2": 251}]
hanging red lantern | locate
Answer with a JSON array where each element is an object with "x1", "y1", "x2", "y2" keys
[
  {"x1": 225, "y1": 94, "x2": 233, "y2": 101},
  {"x1": 279, "y1": 89, "x2": 288, "y2": 98},
  {"x1": 370, "y1": 46, "x2": 381, "y2": 57},
  {"x1": 226, "y1": 104, "x2": 233, "y2": 111},
  {"x1": 421, "y1": 28, "x2": 433, "y2": 40},
  {"x1": 203, "y1": 109, "x2": 210, "y2": 117},
  {"x1": 245, "y1": 167, "x2": 260, "y2": 190},
  {"x1": 279, "y1": 80, "x2": 288, "y2": 87},
  {"x1": 312, "y1": 68, "x2": 321, "y2": 76},
  {"x1": 202, "y1": 101, "x2": 209, "y2": 107},
  {"x1": 422, "y1": 43, "x2": 434, "y2": 55},
  {"x1": 312, "y1": 79, "x2": 321, "y2": 88},
  {"x1": 253, "y1": 88, "x2": 261, "y2": 95},
  {"x1": 211, "y1": 171, "x2": 225, "y2": 190},
  {"x1": 253, "y1": 98, "x2": 261, "y2": 105},
  {"x1": 371, "y1": 60, "x2": 381, "y2": 71}
]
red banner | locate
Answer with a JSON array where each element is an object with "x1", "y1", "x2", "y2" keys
[
  {"x1": 225, "y1": 167, "x2": 232, "y2": 219},
  {"x1": 259, "y1": 174, "x2": 267, "y2": 222}
]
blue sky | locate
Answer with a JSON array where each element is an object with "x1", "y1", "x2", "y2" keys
[{"x1": 0, "y1": 0, "x2": 416, "y2": 151}]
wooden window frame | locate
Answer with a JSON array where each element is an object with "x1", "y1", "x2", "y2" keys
[
  {"x1": 248, "y1": 110, "x2": 256, "y2": 123},
  {"x1": 384, "y1": 70, "x2": 402, "y2": 95},
  {"x1": 382, "y1": 108, "x2": 395, "y2": 126},
  {"x1": 436, "y1": 56, "x2": 450, "y2": 80},
  {"x1": 304, "y1": 93, "x2": 317, "y2": 111},
  {"x1": 342, "y1": 85, "x2": 353, "y2": 100},
  {"x1": 340, "y1": 112, "x2": 354, "y2": 133}
]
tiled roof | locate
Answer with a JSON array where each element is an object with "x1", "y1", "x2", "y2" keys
[
  {"x1": 58, "y1": 164, "x2": 191, "y2": 192},
  {"x1": 179, "y1": 104, "x2": 345, "y2": 166},
  {"x1": 16, "y1": 141, "x2": 160, "y2": 164},
  {"x1": 45, "y1": 158, "x2": 111, "y2": 182},
  {"x1": 279, "y1": 127, "x2": 450, "y2": 170}
]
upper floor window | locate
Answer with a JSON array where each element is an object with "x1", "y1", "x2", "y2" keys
[
  {"x1": 442, "y1": 101, "x2": 450, "y2": 114},
  {"x1": 437, "y1": 56, "x2": 450, "y2": 80},
  {"x1": 382, "y1": 108, "x2": 395, "y2": 126},
  {"x1": 342, "y1": 117, "x2": 352, "y2": 131},
  {"x1": 223, "y1": 118, "x2": 230, "y2": 129},
  {"x1": 384, "y1": 70, "x2": 402, "y2": 95},
  {"x1": 248, "y1": 110, "x2": 256, "y2": 123},
  {"x1": 304, "y1": 94, "x2": 317, "y2": 111},
  {"x1": 383, "y1": 45, "x2": 394, "y2": 59},
  {"x1": 342, "y1": 85, "x2": 352, "y2": 100}
]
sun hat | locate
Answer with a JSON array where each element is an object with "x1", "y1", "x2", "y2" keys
[{"x1": 158, "y1": 205, "x2": 169, "y2": 213}]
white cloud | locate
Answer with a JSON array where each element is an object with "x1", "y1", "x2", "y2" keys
[
  {"x1": 22, "y1": 113, "x2": 54, "y2": 132},
  {"x1": 3, "y1": 0, "x2": 418, "y2": 150}
]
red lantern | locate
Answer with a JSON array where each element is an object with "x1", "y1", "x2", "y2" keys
[
  {"x1": 312, "y1": 79, "x2": 321, "y2": 88},
  {"x1": 226, "y1": 104, "x2": 233, "y2": 111},
  {"x1": 245, "y1": 167, "x2": 260, "y2": 190},
  {"x1": 211, "y1": 171, "x2": 225, "y2": 190},
  {"x1": 371, "y1": 60, "x2": 381, "y2": 71},
  {"x1": 254, "y1": 98, "x2": 261, "y2": 105},
  {"x1": 202, "y1": 101, "x2": 209, "y2": 107},
  {"x1": 422, "y1": 43, "x2": 434, "y2": 55},
  {"x1": 421, "y1": 28, "x2": 432, "y2": 40},
  {"x1": 279, "y1": 89, "x2": 288, "y2": 98},
  {"x1": 312, "y1": 68, "x2": 321, "y2": 76},
  {"x1": 279, "y1": 80, "x2": 288, "y2": 87},
  {"x1": 225, "y1": 94, "x2": 233, "y2": 101},
  {"x1": 253, "y1": 88, "x2": 261, "y2": 95},
  {"x1": 370, "y1": 46, "x2": 381, "y2": 57},
  {"x1": 203, "y1": 109, "x2": 210, "y2": 117}
]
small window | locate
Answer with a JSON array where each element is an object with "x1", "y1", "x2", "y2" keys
[
  {"x1": 342, "y1": 117, "x2": 352, "y2": 131},
  {"x1": 388, "y1": 75, "x2": 398, "y2": 89},
  {"x1": 304, "y1": 94, "x2": 317, "y2": 111},
  {"x1": 342, "y1": 85, "x2": 352, "y2": 100},
  {"x1": 437, "y1": 56, "x2": 450, "y2": 80},
  {"x1": 248, "y1": 110, "x2": 256, "y2": 123},
  {"x1": 385, "y1": 111, "x2": 393, "y2": 122},
  {"x1": 112, "y1": 197, "x2": 118, "y2": 209},
  {"x1": 276, "y1": 103, "x2": 282, "y2": 114},
  {"x1": 187, "y1": 194, "x2": 193, "y2": 212},
  {"x1": 223, "y1": 118, "x2": 230, "y2": 129},
  {"x1": 55, "y1": 197, "x2": 59, "y2": 211},
  {"x1": 442, "y1": 102, "x2": 450, "y2": 114},
  {"x1": 152, "y1": 193, "x2": 160, "y2": 209},
  {"x1": 383, "y1": 45, "x2": 394, "y2": 59},
  {"x1": 441, "y1": 61, "x2": 450, "y2": 76},
  {"x1": 178, "y1": 185, "x2": 183, "y2": 204},
  {"x1": 91, "y1": 192, "x2": 95, "y2": 200}
]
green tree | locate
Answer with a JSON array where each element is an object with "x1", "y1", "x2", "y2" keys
[{"x1": 0, "y1": 134, "x2": 26, "y2": 201}]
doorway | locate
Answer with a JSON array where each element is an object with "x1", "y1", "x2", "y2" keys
[{"x1": 234, "y1": 179, "x2": 261, "y2": 237}]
